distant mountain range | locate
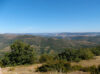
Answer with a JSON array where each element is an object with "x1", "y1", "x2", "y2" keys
[{"x1": 4, "y1": 32, "x2": 100, "y2": 37}]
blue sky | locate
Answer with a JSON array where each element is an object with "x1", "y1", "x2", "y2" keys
[{"x1": 0, "y1": 0, "x2": 100, "y2": 33}]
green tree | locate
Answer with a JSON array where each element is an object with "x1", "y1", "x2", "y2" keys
[
  {"x1": 91, "y1": 47, "x2": 100, "y2": 56},
  {"x1": 78, "y1": 48, "x2": 94, "y2": 60},
  {"x1": 58, "y1": 48, "x2": 79, "y2": 62},
  {"x1": 58, "y1": 48, "x2": 94, "y2": 62},
  {"x1": 2, "y1": 40, "x2": 36, "y2": 66}
]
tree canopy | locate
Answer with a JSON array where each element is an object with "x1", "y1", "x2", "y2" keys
[{"x1": 2, "y1": 41, "x2": 36, "y2": 66}]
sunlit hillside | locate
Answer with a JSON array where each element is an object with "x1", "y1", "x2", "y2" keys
[{"x1": 3, "y1": 56, "x2": 100, "y2": 74}]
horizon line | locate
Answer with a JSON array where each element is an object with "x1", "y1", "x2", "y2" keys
[{"x1": 1, "y1": 32, "x2": 100, "y2": 34}]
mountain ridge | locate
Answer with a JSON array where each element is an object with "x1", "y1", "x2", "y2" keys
[{"x1": 3, "y1": 32, "x2": 100, "y2": 37}]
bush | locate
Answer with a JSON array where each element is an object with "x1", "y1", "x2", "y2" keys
[
  {"x1": 58, "y1": 48, "x2": 94, "y2": 62},
  {"x1": 98, "y1": 65, "x2": 100, "y2": 72},
  {"x1": 72, "y1": 65, "x2": 83, "y2": 71},
  {"x1": 91, "y1": 47, "x2": 100, "y2": 56},
  {"x1": 78, "y1": 49, "x2": 94, "y2": 60},
  {"x1": 58, "y1": 48, "x2": 80, "y2": 62},
  {"x1": 2, "y1": 41, "x2": 36, "y2": 66},
  {"x1": 39, "y1": 54, "x2": 54, "y2": 63},
  {"x1": 80, "y1": 65, "x2": 100, "y2": 74},
  {"x1": 80, "y1": 65, "x2": 96, "y2": 72},
  {"x1": 36, "y1": 60, "x2": 71, "y2": 72},
  {"x1": 2, "y1": 53, "x2": 11, "y2": 66}
]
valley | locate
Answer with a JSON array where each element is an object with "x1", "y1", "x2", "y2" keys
[{"x1": 0, "y1": 33, "x2": 100, "y2": 56}]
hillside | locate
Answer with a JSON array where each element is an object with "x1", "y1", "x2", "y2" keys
[
  {"x1": 0, "y1": 33, "x2": 100, "y2": 56},
  {"x1": 1, "y1": 34, "x2": 100, "y2": 74},
  {"x1": 3, "y1": 56, "x2": 100, "y2": 74}
]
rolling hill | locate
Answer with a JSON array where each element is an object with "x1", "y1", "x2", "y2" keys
[{"x1": 0, "y1": 33, "x2": 100, "y2": 56}]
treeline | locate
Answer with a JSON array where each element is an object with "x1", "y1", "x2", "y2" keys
[
  {"x1": 1, "y1": 41, "x2": 100, "y2": 74},
  {"x1": 58, "y1": 48, "x2": 94, "y2": 62},
  {"x1": 58, "y1": 46, "x2": 100, "y2": 62},
  {"x1": 39, "y1": 47, "x2": 100, "y2": 63}
]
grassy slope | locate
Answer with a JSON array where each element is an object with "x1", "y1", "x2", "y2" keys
[
  {"x1": 2, "y1": 64, "x2": 89, "y2": 74},
  {"x1": 71, "y1": 56, "x2": 100, "y2": 67},
  {"x1": 3, "y1": 56, "x2": 100, "y2": 74}
]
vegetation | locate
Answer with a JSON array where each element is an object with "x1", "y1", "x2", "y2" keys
[
  {"x1": 78, "y1": 48, "x2": 94, "y2": 60},
  {"x1": 1, "y1": 37, "x2": 100, "y2": 73},
  {"x1": 36, "y1": 60, "x2": 72, "y2": 72},
  {"x1": 80, "y1": 65, "x2": 100, "y2": 74},
  {"x1": 91, "y1": 46, "x2": 100, "y2": 56},
  {"x1": 37, "y1": 62, "x2": 100, "y2": 74},
  {"x1": 58, "y1": 48, "x2": 94, "y2": 62},
  {"x1": 37, "y1": 47, "x2": 100, "y2": 73},
  {"x1": 39, "y1": 53, "x2": 54, "y2": 63},
  {"x1": 1, "y1": 34, "x2": 100, "y2": 56},
  {"x1": 2, "y1": 41, "x2": 36, "y2": 66}
]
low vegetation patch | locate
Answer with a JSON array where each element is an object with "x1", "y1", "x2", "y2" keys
[
  {"x1": 80, "y1": 65, "x2": 100, "y2": 74},
  {"x1": 39, "y1": 54, "x2": 54, "y2": 63},
  {"x1": 37, "y1": 62, "x2": 100, "y2": 74},
  {"x1": 36, "y1": 60, "x2": 72, "y2": 73}
]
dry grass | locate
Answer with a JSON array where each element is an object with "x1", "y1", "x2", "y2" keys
[
  {"x1": 71, "y1": 56, "x2": 100, "y2": 67},
  {"x1": 68, "y1": 71, "x2": 90, "y2": 74},
  {"x1": 2, "y1": 56, "x2": 100, "y2": 74},
  {"x1": 2, "y1": 64, "x2": 41, "y2": 74},
  {"x1": 1, "y1": 64, "x2": 89, "y2": 74}
]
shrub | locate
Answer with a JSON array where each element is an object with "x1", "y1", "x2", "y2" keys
[
  {"x1": 39, "y1": 54, "x2": 54, "y2": 63},
  {"x1": 2, "y1": 41, "x2": 36, "y2": 66},
  {"x1": 80, "y1": 65, "x2": 100, "y2": 74},
  {"x1": 2, "y1": 53, "x2": 11, "y2": 66},
  {"x1": 58, "y1": 48, "x2": 94, "y2": 62},
  {"x1": 80, "y1": 65, "x2": 96, "y2": 72},
  {"x1": 78, "y1": 49, "x2": 94, "y2": 60},
  {"x1": 98, "y1": 65, "x2": 100, "y2": 72},
  {"x1": 36, "y1": 60, "x2": 71, "y2": 72},
  {"x1": 58, "y1": 48, "x2": 80, "y2": 62},
  {"x1": 91, "y1": 47, "x2": 100, "y2": 56},
  {"x1": 72, "y1": 65, "x2": 82, "y2": 71}
]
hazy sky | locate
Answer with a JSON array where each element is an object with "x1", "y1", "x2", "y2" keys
[{"x1": 0, "y1": 0, "x2": 100, "y2": 33}]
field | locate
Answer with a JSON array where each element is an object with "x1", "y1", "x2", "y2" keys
[
  {"x1": 71, "y1": 56, "x2": 100, "y2": 67},
  {"x1": 3, "y1": 56, "x2": 100, "y2": 74},
  {"x1": 2, "y1": 64, "x2": 89, "y2": 74}
]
